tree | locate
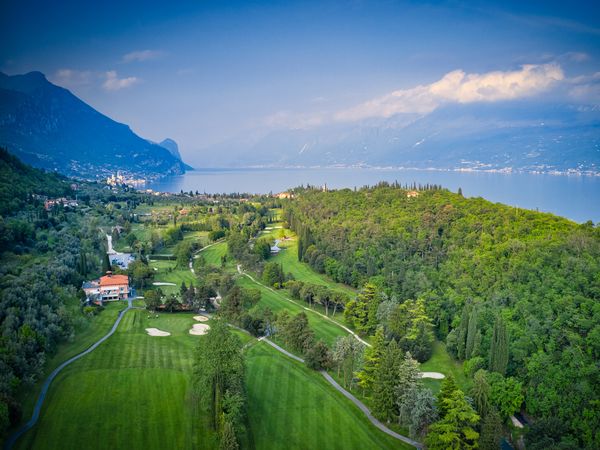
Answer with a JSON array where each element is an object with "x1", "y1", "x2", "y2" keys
[
  {"x1": 144, "y1": 289, "x2": 162, "y2": 311},
  {"x1": 426, "y1": 389, "x2": 480, "y2": 450},
  {"x1": 357, "y1": 326, "x2": 385, "y2": 392},
  {"x1": 395, "y1": 351, "x2": 421, "y2": 423},
  {"x1": 305, "y1": 341, "x2": 331, "y2": 370},
  {"x1": 345, "y1": 283, "x2": 380, "y2": 335},
  {"x1": 102, "y1": 252, "x2": 111, "y2": 273},
  {"x1": 220, "y1": 421, "x2": 239, "y2": 450},
  {"x1": 399, "y1": 386, "x2": 438, "y2": 439},
  {"x1": 194, "y1": 321, "x2": 245, "y2": 431},
  {"x1": 471, "y1": 369, "x2": 491, "y2": 417},
  {"x1": 372, "y1": 340, "x2": 401, "y2": 422},
  {"x1": 164, "y1": 294, "x2": 180, "y2": 312},
  {"x1": 253, "y1": 238, "x2": 271, "y2": 260},
  {"x1": 262, "y1": 261, "x2": 284, "y2": 288},
  {"x1": 479, "y1": 408, "x2": 502, "y2": 450},
  {"x1": 488, "y1": 372, "x2": 523, "y2": 419},
  {"x1": 331, "y1": 335, "x2": 365, "y2": 389},
  {"x1": 489, "y1": 316, "x2": 508, "y2": 375},
  {"x1": 437, "y1": 374, "x2": 459, "y2": 419}
]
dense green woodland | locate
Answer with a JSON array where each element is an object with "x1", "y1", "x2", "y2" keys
[{"x1": 284, "y1": 184, "x2": 600, "y2": 448}]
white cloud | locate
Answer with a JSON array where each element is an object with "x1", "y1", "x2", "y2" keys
[
  {"x1": 564, "y1": 52, "x2": 590, "y2": 63},
  {"x1": 51, "y1": 69, "x2": 94, "y2": 88},
  {"x1": 122, "y1": 49, "x2": 164, "y2": 63},
  {"x1": 102, "y1": 71, "x2": 139, "y2": 91},
  {"x1": 336, "y1": 64, "x2": 564, "y2": 121}
]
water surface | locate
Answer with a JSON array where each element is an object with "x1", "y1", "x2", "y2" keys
[{"x1": 147, "y1": 168, "x2": 600, "y2": 223}]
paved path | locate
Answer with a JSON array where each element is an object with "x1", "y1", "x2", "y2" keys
[
  {"x1": 4, "y1": 299, "x2": 132, "y2": 450},
  {"x1": 260, "y1": 337, "x2": 423, "y2": 449},
  {"x1": 237, "y1": 264, "x2": 371, "y2": 347}
]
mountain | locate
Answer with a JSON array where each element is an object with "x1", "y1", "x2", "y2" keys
[
  {"x1": 191, "y1": 101, "x2": 600, "y2": 173},
  {"x1": 0, "y1": 71, "x2": 189, "y2": 180},
  {"x1": 157, "y1": 138, "x2": 193, "y2": 169}
]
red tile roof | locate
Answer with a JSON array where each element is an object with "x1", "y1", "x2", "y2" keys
[{"x1": 99, "y1": 274, "x2": 129, "y2": 287}]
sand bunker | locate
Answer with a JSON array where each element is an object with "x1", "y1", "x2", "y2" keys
[
  {"x1": 193, "y1": 315, "x2": 209, "y2": 322},
  {"x1": 189, "y1": 323, "x2": 210, "y2": 335},
  {"x1": 420, "y1": 372, "x2": 445, "y2": 379},
  {"x1": 146, "y1": 328, "x2": 171, "y2": 337},
  {"x1": 152, "y1": 282, "x2": 176, "y2": 286}
]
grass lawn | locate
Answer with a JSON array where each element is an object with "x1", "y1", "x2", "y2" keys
[
  {"x1": 15, "y1": 310, "x2": 217, "y2": 450},
  {"x1": 245, "y1": 342, "x2": 410, "y2": 450},
  {"x1": 198, "y1": 241, "x2": 228, "y2": 267},
  {"x1": 420, "y1": 341, "x2": 469, "y2": 393},
  {"x1": 15, "y1": 301, "x2": 128, "y2": 424},
  {"x1": 148, "y1": 259, "x2": 197, "y2": 295},
  {"x1": 238, "y1": 276, "x2": 347, "y2": 346},
  {"x1": 269, "y1": 231, "x2": 355, "y2": 296}
]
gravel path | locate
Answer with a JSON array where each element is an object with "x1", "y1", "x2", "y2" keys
[{"x1": 4, "y1": 299, "x2": 132, "y2": 450}]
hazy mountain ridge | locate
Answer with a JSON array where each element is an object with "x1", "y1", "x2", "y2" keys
[
  {"x1": 0, "y1": 71, "x2": 189, "y2": 180},
  {"x1": 191, "y1": 102, "x2": 600, "y2": 173}
]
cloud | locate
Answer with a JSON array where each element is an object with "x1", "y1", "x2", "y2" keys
[
  {"x1": 336, "y1": 64, "x2": 564, "y2": 121},
  {"x1": 51, "y1": 69, "x2": 94, "y2": 88},
  {"x1": 564, "y1": 52, "x2": 590, "y2": 63},
  {"x1": 102, "y1": 71, "x2": 139, "y2": 91},
  {"x1": 122, "y1": 49, "x2": 164, "y2": 63}
]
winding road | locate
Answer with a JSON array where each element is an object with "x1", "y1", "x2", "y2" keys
[{"x1": 4, "y1": 299, "x2": 133, "y2": 450}]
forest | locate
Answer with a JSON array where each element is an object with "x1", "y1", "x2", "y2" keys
[{"x1": 284, "y1": 183, "x2": 600, "y2": 448}]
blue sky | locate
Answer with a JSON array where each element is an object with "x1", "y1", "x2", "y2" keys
[{"x1": 2, "y1": 0, "x2": 599, "y2": 161}]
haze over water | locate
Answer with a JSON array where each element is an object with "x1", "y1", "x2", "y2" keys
[{"x1": 147, "y1": 168, "x2": 600, "y2": 224}]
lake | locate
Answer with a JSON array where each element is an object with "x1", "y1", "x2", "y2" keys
[{"x1": 147, "y1": 168, "x2": 600, "y2": 223}]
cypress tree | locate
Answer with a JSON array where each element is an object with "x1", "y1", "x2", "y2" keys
[
  {"x1": 102, "y1": 252, "x2": 111, "y2": 273},
  {"x1": 456, "y1": 304, "x2": 470, "y2": 360},
  {"x1": 373, "y1": 340, "x2": 402, "y2": 423},
  {"x1": 489, "y1": 316, "x2": 508, "y2": 375},
  {"x1": 465, "y1": 307, "x2": 478, "y2": 359}
]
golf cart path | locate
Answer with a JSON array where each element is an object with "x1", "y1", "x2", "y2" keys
[
  {"x1": 4, "y1": 299, "x2": 133, "y2": 450},
  {"x1": 237, "y1": 264, "x2": 371, "y2": 347}
]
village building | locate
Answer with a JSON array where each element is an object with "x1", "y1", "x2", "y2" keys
[
  {"x1": 406, "y1": 190, "x2": 420, "y2": 198},
  {"x1": 276, "y1": 192, "x2": 294, "y2": 199},
  {"x1": 82, "y1": 272, "x2": 130, "y2": 302},
  {"x1": 44, "y1": 198, "x2": 78, "y2": 211}
]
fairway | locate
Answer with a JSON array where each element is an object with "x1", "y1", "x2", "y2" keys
[
  {"x1": 15, "y1": 310, "x2": 217, "y2": 450},
  {"x1": 245, "y1": 342, "x2": 409, "y2": 450},
  {"x1": 268, "y1": 230, "x2": 355, "y2": 296},
  {"x1": 198, "y1": 240, "x2": 227, "y2": 266},
  {"x1": 237, "y1": 276, "x2": 347, "y2": 346}
]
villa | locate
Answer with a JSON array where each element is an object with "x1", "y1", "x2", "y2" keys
[{"x1": 83, "y1": 272, "x2": 130, "y2": 302}]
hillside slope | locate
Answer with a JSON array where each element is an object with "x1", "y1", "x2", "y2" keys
[{"x1": 0, "y1": 71, "x2": 188, "y2": 180}]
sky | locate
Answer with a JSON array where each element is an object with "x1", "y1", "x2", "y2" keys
[{"x1": 2, "y1": 0, "x2": 600, "y2": 164}]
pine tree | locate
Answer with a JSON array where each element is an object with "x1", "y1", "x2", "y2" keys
[
  {"x1": 479, "y1": 408, "x2": 503, "y2": 450},
  {"x1": 357, "y1": 326, "x2": 385, "y2": 392},
  {"x1": 489, "y1": 316, "x2": 509, "y2": 375},
  {"x1": 437, "y1": 374, "x2": 459, "y2": 419},
  {"x1": 426, "y1": 389, "x2": 480, "y2": 450},
  {"x1": 373, "y1": 340, "x2": 401, "y2": 423}
]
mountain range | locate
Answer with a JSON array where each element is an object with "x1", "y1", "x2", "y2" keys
[
  {"x1": 0, "y1": 71, "x2": 190, "y2": 180},
  {"x1": 191, "y1": 101, "x2": 600, "y2": 174}
]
